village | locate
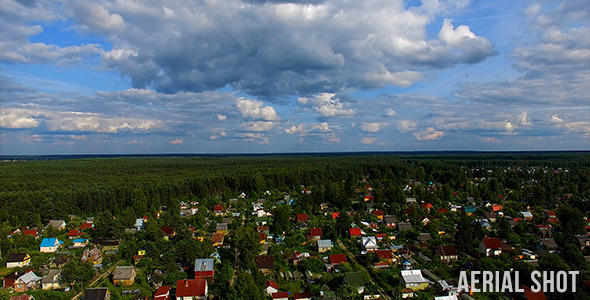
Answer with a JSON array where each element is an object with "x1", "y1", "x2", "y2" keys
[{"x1": 2, "y1": 164, "x2": 590, "y2": 300}]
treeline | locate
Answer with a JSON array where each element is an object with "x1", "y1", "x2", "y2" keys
[{"x1": 0, "y1": 153, "x2": 589, "y2": 227}]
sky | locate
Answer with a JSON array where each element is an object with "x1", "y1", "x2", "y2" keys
[{"x1": 0, "y1": 0, "x2": 589, "y2": 155}]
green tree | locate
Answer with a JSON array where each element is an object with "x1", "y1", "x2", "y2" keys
[{"x1": 231, "y1": 227, "x2": 261, "y2": 264}]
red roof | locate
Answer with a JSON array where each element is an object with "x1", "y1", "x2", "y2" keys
[
  {"x1": 349, "y1": 228, "x2": 362, "y2": 236},
  {"x1": 297, "y1": 214, "x2": 308, "y2": 221},
  {"x1": 310, "y1": 228, "x2": 322, "y2": 237},
  {"x1": 161, "y1": 226, "x2": 174, "y2": 235},
  {"x1": 329, "y1": 254, "x2": 347, "y2": 265},
  {"x1": 80, "y1": 222, "x2": 94, "y2": 230},
  {"x1": 437, "y1": 245, "x2": 458, "y2": 256},
  {"x1": 375, "y1": 249, "x2": 393, "y2": 260},
  {"x1": 272, "y1": 292, "x2": 290, "y2": 299},
  {"x1": 545, "y1": 210, "x2": 556, "y2": 217},
  {"x1": 437, "y1": 208, "x2": 448, "y2": 214},
  {"x1": 332, "y1": 212, "x2": 340, "y2": 219},
  {"x1": 67, "y1": 230, "x2": 82, "y2": 237},
  {"x1": 421, "y1": 203, "x2": 433, "y2": 209},
  {"x1": 212, "y1": 233, "x2": 224, "y2": 243},
  {"x1": 213, "y1": 204, "x2": 223, "y2": 212},
  {"x1": 482, "y1": 238, "x2": 502, "y2": 249},
  {"x1": 266, "y1": 280, "x2": 278, "y2": 289},
  {"x1": 154, "y1": 285, "x2": 171, "y2": 300},
  {"x1": 176, "y1": 279, "x2": 207, "y2": 297},
  {"x1": 23, "y1": 230, "x2": 37, "y2": 236},
  {"x1": 372, "y1": 209, "x2": 384, "y2": 216},
  {"x1": 259, "y1": 233, "x2": 266, "y2": 240},
  {"x1": 492, "y1": 205, "x2": 503, "y2": 211}
]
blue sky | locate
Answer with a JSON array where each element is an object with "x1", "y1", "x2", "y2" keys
[{"x1": 1, "y1": 0, "x2": 588, "y2": 155}]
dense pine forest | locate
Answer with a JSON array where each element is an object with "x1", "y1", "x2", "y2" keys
[{"x1": 1, "y1": 153, "x2": 589, "y2": 228}]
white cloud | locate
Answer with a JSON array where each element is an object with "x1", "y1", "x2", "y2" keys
[
  {"x1": 360, "y1": 122, "x2": 388, "y2": 133},
  {"x1": 243, "y1": 121, "x2": 276, "y2": 132},
  {"x1": 385, "y1": 108, "x2": 397, "y2": 117},
  {"x1": 236, "y1": 133, "x2": 269, "y2": 144},
  {"x1": 217, "y1": 114, "x2": 227, "y2": 121},
  {"x1": 170, "y1": 138, "x2": 183, "y2": 144},
  {"x1": 414, "y1": 127, "x2": 445, "y2": 140},
  {"x1": 398, "y1": 120, "x2": 417, "y2": 132},
  {"x1": 298, "y1": 93, "x2": 355, "y2": 117},
  {"x1": 0, "y1": 108, "x2": 40, "y2": 128},
  {"x1": 361, "y1": 137, "x2": 376, "y2": 144},
  {"x1": 236, "y1": 98, "x2": 279, "y2": 121},
  {"x1": 517, "y1": 112, "x2": 532, "y2": 126}
]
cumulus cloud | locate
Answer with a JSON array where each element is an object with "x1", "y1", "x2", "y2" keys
[
  {"x1": 236, "y1": 133, "x2": 269, "y2": 144},
  {"x1": 243, "y1": 121, "x2": 277, "y2": 132},
  {"x1": 414, "y1": 127, "x2": 444, "y2": 140},
  {"x1": 51, "y1": 0, "x2": 494, "y2": 97},
  {"x1": 385, "y1": 108, "x2": 397, "y2": 117},
  {"x1": 217, "y1": 114, "x2": 227, "y2": 121},
  {"x1": 298, "y1": 93, "x2": 355, "y2": 117},
  {"x1": 0, "y1": 108, "x2": 163, "y2": 133},
  {"x1": 236, "y1": 98, "x2": 279, "y2": 121},
  {"x1": 360, "y1": 122, "x2": 388, "y2": 133},
  {"x1": 170, "y1": 139, "x2": 183, "y2": 144},
  {"x1": 398, "y1": 120, "x2": 417, "y2": 132}
]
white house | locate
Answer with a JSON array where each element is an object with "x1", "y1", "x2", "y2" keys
[{"x1": 361, "y1": 236, "x2": 378, "y2": 252}]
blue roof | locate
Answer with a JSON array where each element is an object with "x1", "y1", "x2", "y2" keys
[
  {"x1": 40, "y1": 238, "x2": 62, "y2": 247},
  {"x1": 72, "y1": 239, "x2": 87, "y2": 243}
]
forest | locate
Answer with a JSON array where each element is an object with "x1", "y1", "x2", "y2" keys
[
  {"x1": 1, "y1": 152, "x2": 589, "y2": 300},
  {"x1": 1, "y1": 152, "x2": 588, "y2": 228}
]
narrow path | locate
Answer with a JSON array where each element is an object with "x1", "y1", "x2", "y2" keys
[
  {"x1": 229, "y1": 249, "x2": 239, "y2": 287},
  {"x1": 71, "y1": 259, "x2": 123, "y2": 300},
  {"x1": 336, "y1": 238, "x2": 392, "y2": 300}
]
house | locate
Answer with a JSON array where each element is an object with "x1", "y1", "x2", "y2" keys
[
  {"x1": 41, "y1": 269, "x2": 62, "y2": 290},
  {"x1": 50, "y1": 256, "x2": 67, "y2": 268},
  {"x1": 3, "y1": 271, "x2": 21, "y2": 289},
  {"x1": 256, "y1": 255, "x2": 274, "y2": 274},
  {"x1": 161, "y1": 226, "x2": 176, "y2": 239},
  {"x1": 22, "y1": 230, "x2": 38, "y2": 238},
  {"x1": 384, "y1": 215, "x2": 397, "y2": 228},
  {"x1": 272, "y1": 292, "x2": 289, "y2": 300},
  {"x1": 317, "y1": 239, "x2": 333, "y2": 253},
  {"x1": 83, "y1": 288, "x2": 111, "y2": 300},
  {"x1": 154, "y1": 285, "x2": 171, "y2": 300},
  {"x1": 81, "y1": 247, "x2": 102, "y2": 264},
  {"x1": 401, "y1": 288, "x2": 414, "y2": 298},
  {"x1": 331, "y1": 212, "x2": 340, "y2": 219},
  {"x1": 40, "y1": 238, "x2": 63, "y2": 253},
  {"x1": 9, "y1": 295, "x2": 35, "y2": 300},
  {"x1": 343, "y1": 272, "x2": 365, "y2": 294},
  {"x1": 133, "y1": 250, "x2": 145, "y2": 264},
  {"x1": 80, "y1": 222, "x2": 94, "y2": 230},
  {"x1": 397, "y1": 222, "x2": 413, "y2": 231},
  {"x1": 309, "y1": 228, "x2": 322, "y2": 241},
  {"x1": 349, "y1": 228, "x2": 362, "y2": 238},
  {"x1": 464, "y1": 206, "x2": 476, "y2": 216},
  {"x1": 437, "y1": 245, "x2": 458, "y2": 263},
  {"x1": 135, "y1": 218, "x2": 145, "y2": 230},
  {"x1": 216, "y1": 223, "x2": 228, "y2": 234},
  {"x1": 401, "y1": 269, "x2": 429, "y2": 291},
  {"x1": 297, "y1": 214, "x2": 308, "y2": 222},
  {"x1": 265, "y1": 280, "x2": 279, "y2": 295},
  {"x1": 538, "y1": 238, "x2": 559, "y2": 254},
  {"x1": 14, "y1": 271, "x2": 42, "y2": 292},
  {"x1": 112, "y1": 266, "x2": 137, "y2": 286},
  {"x1": 372, "y1": 210, "x2": 384, "y2": 220},
  {"x1": 67, "y1": 230, "x2": 83, "y2": 239},
  {"x1": 491, "y1": 204, "x2": 503, "y2": 212},
  {"x1": 519, "y1": 211, "x2": 534, "y2": 221},
  {"x1": 212, "y1": 233, "x2": 224, "y2": 247},
  {"x1": 176, "y1": 279, "x2": 208, "y2": 300},
  {"x1": 536, "y1": 225, "x2": 552, "y2": 238},
  {"x1": 576, "y1": 235, "x2": 590, "y2": 250},
  {"x1": 480, "y1": 238, "x2": 503, "y2": 256},
  {"x1": 47, "y1": 220, "x2": 66, "y2": 230},
  {"x1": 194, "y1": 258, "x2": 214, "y2": 281},
  {"x1": 484, "y1": 212, "x2": 497, "y2": 223},
  {"x1": 417, "y1": 233, "x2": 432, "y2": 243},
  {"x1": 329, "y1": 254, "x2": 347, "y2": 268},
  {"x1": 361, "y1": 236, "x2": 378, "y2": 252},
  {"x1": 6, "y1": 253, "x2": 30, "y2": 268},
  {"x1": 375, "y1": 249, "x2": 395, "y2": 264},
  {"x1": 94, "y1": 238, "x2": 120, "y2": 250},
  {"x1": 405, "y1": 198, "x2": 417, "y2": 205},
  {"x1": 213, "y1": 204, "x2": 224, "y2": 216},
  {"x1": 72, "y1": 238, "x2": 89, "y2": 248}
]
